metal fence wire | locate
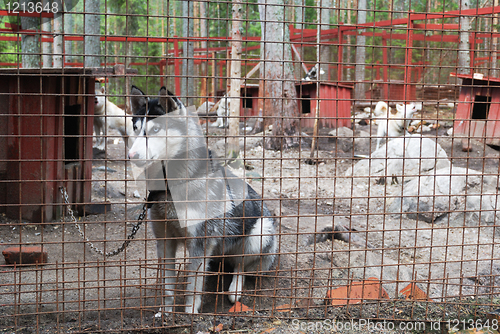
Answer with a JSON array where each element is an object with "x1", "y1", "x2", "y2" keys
[{"x1": 1, "y1": 0, "x2": 500, "y2": 333}]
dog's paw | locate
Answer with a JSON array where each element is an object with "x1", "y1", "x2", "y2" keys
[
  {"x1": 228, "y1": 274, "x2": 243, "y2": 303},
  {"x1": 154, "y1": 306, "x2": 173, "y2": 318},
  {"x1": 228, "y1": 292, "x2": 241, "y2": 304},
  {"x1": 183, "y1": 296, "x2": 201, "y2": 314},
  {"x1": 184, "y1": 306, "x2": 200, "y2": 314}
]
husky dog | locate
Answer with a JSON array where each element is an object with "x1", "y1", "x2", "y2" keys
[
  {"x1": 94, "y1": 86, "x2": 134, "y2": 150},
  {"x1": 302, "y1": 64, "x2": 325, "y2": 81},
  {"x1": 128, "y1": 86, "x2": 277, "y2": 315},
  {"x1": 374, "y1": 101, "x2": 419, "y2": 150}
]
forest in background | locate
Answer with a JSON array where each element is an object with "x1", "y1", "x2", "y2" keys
[
  {"x1": 1, "y1": 0, "x2": 498, "y2": 97},
  {"x1": 0, "y1": 0, "x2": 499, "y2": 148}
]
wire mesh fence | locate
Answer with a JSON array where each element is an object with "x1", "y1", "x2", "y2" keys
[{"x1": 1, "y1": 0, "x2": 500, "y2": 333}]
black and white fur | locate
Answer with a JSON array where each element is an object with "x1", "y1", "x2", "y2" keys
[
  {"x1": 302, "y1": 64, "x2": 325, "y2": 81},
  {"x1": 128, "y1": 86, "x2": 277, "y2": 315}
]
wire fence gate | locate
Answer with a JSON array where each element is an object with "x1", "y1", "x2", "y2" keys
[{"x1": 1, "y1": 0, "x2": 500, "y2": 333}]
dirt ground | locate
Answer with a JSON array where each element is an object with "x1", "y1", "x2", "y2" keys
[{"x1": 1, "y1": 105, "x2": 500, "y2": 333}]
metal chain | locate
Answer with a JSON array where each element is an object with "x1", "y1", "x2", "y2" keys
[{"x1": 59, "y1": 186, "x2": 147, "y2": 257}]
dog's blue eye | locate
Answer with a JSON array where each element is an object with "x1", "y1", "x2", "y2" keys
[{"x1": 152, "y1": 126, "x2": 160, "y2": 133}]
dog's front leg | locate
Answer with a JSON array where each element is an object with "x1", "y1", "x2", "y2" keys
[
  {"x1": 228, "y1": 271, "x2": 244, "y2": 304},
  {"x1": 94, "y1": 118, "x2": 105, "y2": 150},
  {"x1": 151, "y1": 221, "x2": 178, "y2": 317},
  {"x1": 184, "y1": 239, "x2": 211, "y2": 314},
  {"x1": 376, "y1": 120, "x2": 386, "y2": 150}
]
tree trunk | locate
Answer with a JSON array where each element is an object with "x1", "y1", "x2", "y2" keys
[
  {"x1": 457, "y1": 0, "x2": 470, "y2": 76},
  {"x1": 64, "y1": 1, "x2": 74, "y2": 64},
  {"x1": 20, "y1": 0, "x2": 40, "y2": 68},
  {"x1": 84, "y1": 0, "x2": 101, "y2": 68},
  {"x1": 181, "y1": 1, "x2": 195, "y2": 105},
  {"x1": 53, "y1": 0, "x2": 63, "y2": 67},
  {"x1": 345, "y1": 0, "x2": 352, "y2": 81},
  {"x1": 227, "y1": 0, "x2": 243, "y2": 160},
  {"x1": 199, "y1": 1, "x2": 208, "y2": 101},
  {"x1": 257, "y1": 0, "x2": 300, "y2": 150},
  {"x1": 354, "y1": 0, "x2": 366, "y2": 101},
  {"x1": 41, "y1": 0, "x2": 52, "y2": 68},
  {"x1": 318, "y1": 0, "x2": 332, "y2": 81},
  {"x1": 294, "y1": 0, "x2": 305, "y2": 78},
  {"x1": 492, "y1": 0, "x2": 498, "y2": 78},
  {"x1": 294, "y1": 0, "x2": 304, "y2": 30}
]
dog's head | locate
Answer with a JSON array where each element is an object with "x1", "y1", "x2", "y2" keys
[
  {"x1": 303, "y1": 64, "x2": 325, "y2": 81},
  {"x1": 395, "y1": 102, "x2": 418, "y2": 118},
  {"x1": 95, "y1": 86, "x2": 105, "y2": 109},
  {"x1": 130, "y1": 86, "x2": 185, "y2": 132},
  {"x1": 128, "y1": 86, "x2": 191, "y2": 165}
]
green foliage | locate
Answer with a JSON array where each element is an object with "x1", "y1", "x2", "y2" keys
[
  {"x1": 207, "y1": 1, "x2": 230, "y2": 38},
  {"x1": 242, "y1": 0, "x2": 261, "y2": 37},
  {"x1": 0, "y1": 0, "x2": 496, "y2": 88}
]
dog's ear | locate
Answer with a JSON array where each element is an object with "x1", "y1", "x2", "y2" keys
[
  {"x1": 159, "y1": 87, "x2": 178, "y2": 113},
  {"x1": 100, "y1": 86, "x2": 105, "y2": 94},
  {"x1": 131, "y1": 86, "x2": 147, "y2": 114}
]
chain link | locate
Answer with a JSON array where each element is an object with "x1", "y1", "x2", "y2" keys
[{"x1": 59, "y1": 186, "x2": 147, "y2": 257}]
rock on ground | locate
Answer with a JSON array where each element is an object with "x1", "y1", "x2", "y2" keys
[
  {"x1": 389, "y1": 166, "x2": 500, "y2": 225},
  {"x1": 345, "y1": 135, "x2": 450, "y2": 184},
  {"x1": 328, "y1": 127, "x2": 370, "y2": 153}
]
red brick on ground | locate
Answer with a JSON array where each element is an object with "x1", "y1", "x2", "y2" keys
[{"x1": 2, "y1": 245, "x2": 48, "y2": 265}]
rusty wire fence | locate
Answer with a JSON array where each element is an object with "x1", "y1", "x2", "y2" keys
[{"x1": 1, "y1": 0, "x2": 500, "y2": 333}]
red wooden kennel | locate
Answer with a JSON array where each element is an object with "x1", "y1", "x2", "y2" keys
[
  {"x1": 452, "y1": 72, "x2": 500, "y2": 149},
  {"x1": 0, "y1": 68, "x2": 95, "y2": 222}
]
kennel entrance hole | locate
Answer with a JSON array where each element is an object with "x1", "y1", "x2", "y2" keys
[
  {"x1": 301, "y1": 95, "x2": 311, "y2": 114},
  {"x1": 64, "y1": 104, "x2": 82, "y2": 164},
  {"x1": 472, "y1": 95, "x2": 491, "y2": 119}
]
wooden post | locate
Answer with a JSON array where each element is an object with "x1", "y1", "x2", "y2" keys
[
  {"x1": 211, "y1": 52, "x2": 217, "y2": 99},
  {"x1": 470, "y1": 32, "x2": 476, "y2": 75},
  {"x1": 228, "y1": 0, "x2": 243, "y2": 161},
  {"x1": 174, "y1": 38, "x2": 181, "y2": 94},
  {"x1": 337, "y1": 24, "x2": 343, "y2": 81},
  {"x1": 382, "y1": 37, "x2": 389, "y2": 99},
  {"x1": 404, "y1": 14, "x2": 414, "y2": 101},
  {"x1": 160, "y1": 59, "x2": 164, "y2": 87},
  {"x1": 200, "y1": 65, "x2": 207, "y2": 102}
]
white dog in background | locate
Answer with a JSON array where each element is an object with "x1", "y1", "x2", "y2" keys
[
  {"x1": 210, "y1": 95, "x2": 230, "y2": 128},
  {"x1": 94, "y1": 87, "x2": 134, "y2": 150},
  {"x1": 374, "y1": 101, "x2": 420, "y2": 150}
]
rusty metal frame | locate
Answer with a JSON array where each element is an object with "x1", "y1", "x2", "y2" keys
[{"x1": 1, "y1": 0, "x2": 500, "y2": 332}]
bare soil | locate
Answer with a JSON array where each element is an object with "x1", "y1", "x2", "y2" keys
[{"x1": 1, "y1": 110, "x2": 500, "y2": 333}]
